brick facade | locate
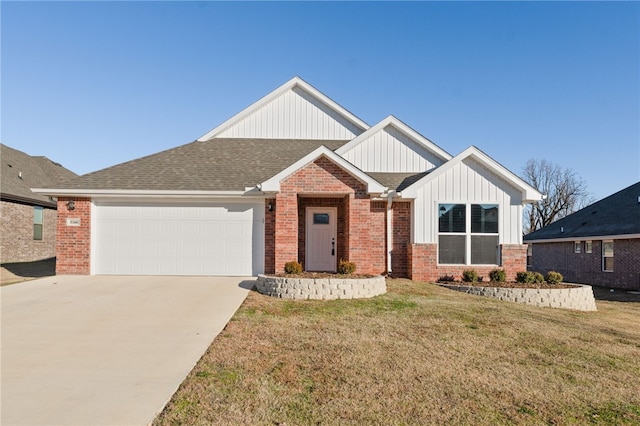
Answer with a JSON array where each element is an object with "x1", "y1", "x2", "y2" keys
[
  {"x1": 272, "y1": 156, "x2": 388, "y2": 275},
  {"x1": 0, "y1": 200, "x2": 57, "y2": 263},
  {"x1": 55, "y1": 197, "x2": 91, "y2": 275},
  {"x1": 391, "y1": 201, "x2": 411, "y2": 277},
  {"x1": 408, "y1": 243, "x2": 527, "y2": 282},
  {"x1": 529, "y1": 239, "x2": 640, "y2": 290}
]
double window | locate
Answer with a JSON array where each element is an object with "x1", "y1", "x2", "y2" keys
[{"x1": 438, "y1": 203, "x2": 499, "y2": 265}]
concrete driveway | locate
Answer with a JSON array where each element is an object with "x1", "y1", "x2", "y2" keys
[{"x1": 1, "y1": 275, "x2": 253, "y2": 426}]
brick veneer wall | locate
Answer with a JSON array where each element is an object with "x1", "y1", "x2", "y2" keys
[
  {"x1": 529, "y1": 239, "x2": 640, "y2": 290},
  {"x1": 391, "y1": 201, "x2": 411, "y2": 277},
  {"x1": 274, "y1": 156, "x2": 387, "y2": 275},
  {"x1": 409, "y1": 243, "x2": 527, "y2": 282},
  {"x1": 55, "y1": 197, "x2": 91, "y2": 274},
  {"x1": 0, "y1": 200, "x2": 57, "y2": 263},
  {"x1": 264, "y1": 198, "x2": 276, "y2": 274}
]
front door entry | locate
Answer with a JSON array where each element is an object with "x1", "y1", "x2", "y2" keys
[{"x1": 306, "y1": 207, "x2": 337, "y2": 272}]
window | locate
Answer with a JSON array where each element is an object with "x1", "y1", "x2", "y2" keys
[
  {"x1": 585, "y1": 240, "x2": 593, "y2": 254},
  {"x1": 527, "y1": 244, "x2": 533, "y2": 267},
  {"x1": 602, "y1": 241, "x2": 614, "y2": 272},
  {"x1": 313, "y1": 213, "x2": 330, "y2": 225},
  {"x1": 33, "y1": 206, "x2": 44, "y2": 240},
  {"x1": 438, "y1": 203, "x2": 499, "y2": 265},
  {"x1": 574, "y1": 241, "x2": 581, "y2": 253}
]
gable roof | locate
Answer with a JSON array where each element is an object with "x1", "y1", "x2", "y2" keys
[
  {"x1": 524, "y1": 181, "x2": 640, "y2": 241},
  {"x1": 401, "y1": 145, "x2": 542, "y2": 203},
  {"x1": 33, "y1": 139, "x2": 348, "y2": 196},
  {"x1": 259, "y1": 146, "x2": 387, "y2": 194},
  {"x1": 335, "y1": 115, "x2": 452, "y2": 168},
  {"x1": 1, "y1": 144, "x2": 77, "y2": 207},
  {"x1": 198, "y1": 77, "x2": 369, "y2": 141}
]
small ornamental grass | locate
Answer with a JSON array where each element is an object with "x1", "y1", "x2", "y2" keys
[
  {"x1": 283, "y1": 261, "x2": 303, "y2": 275},
  {"x1": 337, "y1": 260, "x2": 356, "y2": 275}
]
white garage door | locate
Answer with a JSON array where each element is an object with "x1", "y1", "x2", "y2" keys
[{"x1": 93, "y1": 201, "x2": 264, "y2": 276}]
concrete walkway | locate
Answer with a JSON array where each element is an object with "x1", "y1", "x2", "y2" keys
[{"x1": 1, "y1": 275, "x2": 253, "y2": 426}]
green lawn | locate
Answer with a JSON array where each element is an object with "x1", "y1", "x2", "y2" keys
[{"x1": 154, "y1": 279, "x2": 640, "y2": 425}]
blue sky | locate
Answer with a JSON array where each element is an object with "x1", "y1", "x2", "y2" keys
[{"x1": 2, "y1": 1, "x2": 639, "y2": 200}]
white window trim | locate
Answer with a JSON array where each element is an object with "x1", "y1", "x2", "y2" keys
[
  {"x1": 585, "y1": 240, "x2": 593, "y2": 254},
  {"x1": 602, "y1": 240, "x2": 614, "y2": 272},
  {"x1": 574, "y1": 241, "x2": 581, "y2": 254},
  {"x1": 437, "y1": 203, "x2": 500, "y2": 266}
]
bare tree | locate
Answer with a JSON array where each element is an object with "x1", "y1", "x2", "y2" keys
[{"x1": 522, "y1": 159, "x2": 594, "y2": 234}]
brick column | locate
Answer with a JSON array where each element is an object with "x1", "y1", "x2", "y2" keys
[
  {"x1": 56, "y1": 197, "x2": 91, "y2": 275},
  {"x1": 501, "y1": 244, "x2": 528, "y2": 281},
  {"x1": 274, "y1": 193, "x2": 298, "y2": 273}
]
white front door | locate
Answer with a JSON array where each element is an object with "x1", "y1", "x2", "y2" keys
[{"x1": 305, "y1": 207, "x2": 337, "y2": 272}]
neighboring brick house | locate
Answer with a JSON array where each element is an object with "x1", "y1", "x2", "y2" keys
[
  {"x1": 524, "y1": 182, "x2": 640, "y2": 290},
  {"x1": 33, "y1": 77, "x2": 541, "y2": 279},
  {"x1": 1, "y1": 144, "x2": 77, "y2": 263}
]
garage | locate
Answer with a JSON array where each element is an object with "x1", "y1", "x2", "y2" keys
[{"x1": 93, "y1": 201, "x2": 264, "y2": 276}]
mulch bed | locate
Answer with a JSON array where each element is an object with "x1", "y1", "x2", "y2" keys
[
  {"x1": 268, "y1": 272, "x2": 377, "y2": 279},
  {"x1": 438, "y1": 281, "x2": 578, "y2": 289}
]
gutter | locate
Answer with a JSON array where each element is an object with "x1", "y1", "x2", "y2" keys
[{"x1": 30, "y1": 188, "x2": 251, "y2": 198}]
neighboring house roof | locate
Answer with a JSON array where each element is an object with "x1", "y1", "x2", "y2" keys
[
  {"x1": 38, "y1": 139, "x2": 348, "y2": 194},
  {"x1": 524, "y1": 181, "x2": 640, "y2": 241},
  {"x1": 198, "y1": 76, "x2": 369, "y2": 141},
  {"x1": 401, "y1": 145, "x2": 542, "y2": 203},
  {"x1": 1, "y1": 144, "x2": 77, "y2": 207}
]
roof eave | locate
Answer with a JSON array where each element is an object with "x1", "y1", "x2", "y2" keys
[
  {"x1": 31, "y1": 188, "x2": 252, "y2": 198},
  {"x1": 525, "y1": 233, "x2": 640, "y2": 243}
]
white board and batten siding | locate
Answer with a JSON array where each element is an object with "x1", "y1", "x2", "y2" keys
[
  {"x1": 412, "y1": 157, "x2": 524, "y2": 245},
  {"x1": 92, "y1": 201, "x2": 264, "y2": 276},
  {"x1": 340, "y1": 125, "x2": 446, "y2": 173},
  {"x1": 214, "y1": 87, "x2": 363, "y2": 140}
]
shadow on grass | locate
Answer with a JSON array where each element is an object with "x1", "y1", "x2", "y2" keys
[
  {"x1": 238, "y1": 279, "x2": 257, "y2": 291},
  {"x1": 591, "y1": 285, "x2": 640, "y2": 303}
]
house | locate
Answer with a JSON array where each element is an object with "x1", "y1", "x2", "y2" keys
[
  {"x1": 524, "y1": 182, "x2": 640, "y2": 290},
  {"x1": 1, "y1": 144, "x2": 78, "y2": 263},
  {"x1": 32, "y1": 77, "x2": 541, "y2": 280}
]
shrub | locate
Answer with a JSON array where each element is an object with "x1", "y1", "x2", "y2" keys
[
  {"x1": 439, "y1": 275, "x2": 455, "y2": 282},
  {"x1": 337, "y1": 259, "x2": 356, "y2": 275},
  {"x1": 533, "y1": 272, "x2": 545, "y2": 283},
  {"x1": 462, "y1": 269, "x2": 478, "y2": 283},
  {"x1": 284, "y1": 261, "x2": 303, "y2": 274},
  {"x1": 516, "y1": 271, "x2": 535, "y2": 283},
  {"x1": 489, "y1": 269, "x2": 506, "y2": 283},
  {"x1": 545, "y1": 271, "x2": 563, "y2": 284}
]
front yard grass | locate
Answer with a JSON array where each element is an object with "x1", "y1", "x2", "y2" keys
[{"x1": 154, "y1": 279, "x2": 640, "y2": 425}]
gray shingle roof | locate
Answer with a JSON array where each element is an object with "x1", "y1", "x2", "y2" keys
[
  {"x1": 1, "y1": 144, "x2": 78, "y2": 207},
  {"x1": 524, "y1": 181, "x2": 640, "y2": 240},
  {"x1": 367, "y1": 171, "x2": 431, "y2": 192},
  {"x1": 54, "y1": 139, "x2": 349, "y2": 192}
]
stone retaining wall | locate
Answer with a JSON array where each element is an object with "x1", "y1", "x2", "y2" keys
[
  {"x1": 439, "y1": 283, "x2": 597, "y2": 311},
  {"x1": 256, "y1": 275, "x2": 387, "y2": 300}
]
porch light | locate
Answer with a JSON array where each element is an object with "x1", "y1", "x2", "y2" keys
[
  {"x1": 268, "y1": 202, "x2": 274, "y2": 212},
  {"x1": 66, "y1": 200, "x2": 76, "y2": 211}
]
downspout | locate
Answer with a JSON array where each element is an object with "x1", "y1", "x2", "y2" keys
[{"x1": 386, "y1": 190, "x2": 396, "y2": 275}]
